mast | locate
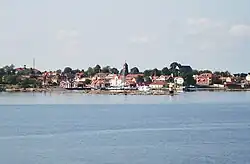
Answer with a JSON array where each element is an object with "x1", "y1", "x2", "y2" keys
[
  {"x1": 33, "y1": 58, "x2": 35, "y2": 69},
  {"x1": 122, "y1": 62, "x2": 126, "y2": 87},
  {"x1": 33, "y1": 58, "x2": 36, "y2": 76}
]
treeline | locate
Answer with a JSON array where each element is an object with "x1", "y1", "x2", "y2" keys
[
  {"x1": 0, "y1": 62, "x2": 249, "y2": 87},
  {"x1": 61, "y1": 62, "x2": 237, "y2": 78},
  {"x1": 60, "y1": 62, "x2": 238, "y2": 85},
  {"x1": 0, "y1": 65, "x2": 41, "y2": 88}
]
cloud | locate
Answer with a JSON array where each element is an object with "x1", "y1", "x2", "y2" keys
[
  {"x1": 229, "y1": 25, "x2": 250, "y2": 37},
  {"x1": 187, "y1": 18, "x2": 211, "y2": 26},
  {"x1": 129, "y1": 34, "x2": 157, "y2": 44},
  {"x1": 186, "y1": 18, "x2": 225, "y2": 36},
  {"x1": 182, "y1": 18, "x2": 232, "y2": 51},
  {"x1": 56, "y1": 29, "x2": 79, "y2": 40},
  {"x1": 129, "y1": 35, "x2": 149, "y2": 44}
]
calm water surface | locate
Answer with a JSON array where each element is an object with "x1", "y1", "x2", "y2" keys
[{"x1": 0, "y1": 92, "x2": 250, "y2": 164}]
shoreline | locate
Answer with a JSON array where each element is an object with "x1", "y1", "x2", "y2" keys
[{"x1": 1, "y1": 87, "x2": 250, "y2": 95}]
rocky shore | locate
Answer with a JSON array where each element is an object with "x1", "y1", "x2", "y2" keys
[
  {"x1": 4, "y1": 88, "x2": 51, "y2": 92},
  {"x1": 2, "y1": 86, "x2": 250, "y2": 95},
  {"x1": 83, "y1": 90, "x2": 172, "y2": 95}
]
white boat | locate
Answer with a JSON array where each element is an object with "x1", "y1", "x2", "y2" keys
[
  {"x1": 106, "y1": 86, "x2": 138, "y2": 91},
  {"x1": 176, "y1": 86, "x2": 185, "y2": 93},
  {"x1": 138, "y1": 86, "x2": 151, "y2": 92}
]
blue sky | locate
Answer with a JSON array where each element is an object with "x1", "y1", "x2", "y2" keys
[{"x1": 0, "y1": 0, "x2": 250, "y2": 72}]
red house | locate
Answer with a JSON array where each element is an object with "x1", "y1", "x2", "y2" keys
[{"x1": 196, "y1": 73, "x2": 213, "y2": 86}]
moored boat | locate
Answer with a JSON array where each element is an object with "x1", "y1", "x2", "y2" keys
[{"x1": 65, "y1": 87, "x2": 92, "y2": 90}]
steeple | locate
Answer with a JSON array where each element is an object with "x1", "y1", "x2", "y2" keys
[{"x1": 122, "y1": 61, "x2": 128, "y2": 87}]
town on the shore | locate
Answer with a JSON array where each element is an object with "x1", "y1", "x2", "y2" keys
[{"x1": 0, "y1": 61, "x2": 250, "y2": 94}]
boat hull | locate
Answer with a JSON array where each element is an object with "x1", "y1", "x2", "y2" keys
[{"x1": 65, "y1": 87, "x2": 91, "y2": 90}]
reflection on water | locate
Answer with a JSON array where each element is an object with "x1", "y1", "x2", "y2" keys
[{"x1": 1, "y1": 91, "x2": 250, "y2": 104}]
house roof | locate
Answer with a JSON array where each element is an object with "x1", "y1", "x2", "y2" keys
[
  {"x1": 149, "y1": 81, "x2": 165, "y2": 85},
  {"x1": 174, "y1": 76, "x2": 184, "y2": 79},
  {"x1": 198, "y1": 73, "x2": 213, "y2": 78},
  {"x1": 156, "y1": 75, "x2": 170, "y2": 80},
  {"x1": 95, "y1": 73, "x2": 109, "y2": 77},
  {"x1": 126, "y1": 80, "x2": 136, "y2": 84},
  {"x1": 15, "y1": 67, "x2": 41, "y2": 74},
  {"x1": 105, "y1": 74, "x2": 117, "y2": 79},
  {"x1": 126, "y1": 74, "x2": 144, "y2": 77},
  {"x1": 76, "y1": 72, "x2": 84, "y2": 76},
  {"x1": 151, "y1": 76, "x2": 159, "y2": 80},
  {"x1": 91, "y1": 79, "x2": 106, "y2": 85},
  {"x1": 15, "y1": 68, "x2": 25, "y2": 71},
  {"x1": 179, "y1": 65, "x2": 193, "y2": 73}
]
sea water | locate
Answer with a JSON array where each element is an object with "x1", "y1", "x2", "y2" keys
[{"x1": 0, "y1": 92, "x2": 250, "y2": 164}]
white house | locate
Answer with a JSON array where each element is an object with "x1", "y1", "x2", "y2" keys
[
  {"x1": 109, "y1": 75, "x2": 124, "y2": 87},
  {"x1": 138, "y1": 86, "x2": 151, "y2": 92},
  {"x1": 226, "y1": 77, "x2": 232, "y2": 83},
  {"x1": 155, "y1": 75, "x2": 170, "y2": 81},
  {"x1": 246, "y1": 75, "x2": 250, "y2": 82},
  {"x1": 174, "y1": 77, "x2": 184, "y2": 85},
  {"x1": 74, "y1": 77, "x2": 86, "y2": 83},
  {"x1": 149, "y1": 81, "x2": 165, "y2": 89},
  {"x1": 60, "y1": 81, "x2": 77, "y2": 88}
]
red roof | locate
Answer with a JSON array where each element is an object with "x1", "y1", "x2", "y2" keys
[
  {"x1": 126, "y1": 80, "x2": 136, "y2": 85},
  {"x1": 150, "y1": 81, "x2": 165, "y2": 85},
  {"x1": 76, "y1": 72, "x2": 84, "y2": 76},
  {"x1": 106, "y1": 74, "x2": 117, "y2": 79},
  {"x1": 199, "y1": 73, "x2": 213, "y2": 78},
  {"x1": 126, "y1": 74, "x2": 143, "y2": 77},
  {"x1": 15, "y1": 68, "x2": 25, "y2": 71},
  {"x1": 15, "y1": 67, "x2": 41, "y2": 73},
  {"x1": 91, "y1": 79, "x2": 105, "y2": 85}
]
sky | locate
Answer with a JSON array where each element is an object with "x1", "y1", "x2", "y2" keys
[{"x1": 0, "y1": 0, "x2": 250, "y2": 73}]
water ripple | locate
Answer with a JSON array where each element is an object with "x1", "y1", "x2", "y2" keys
[{"x1": 0, "y1": 123, "x2": 250, "y2": 140}]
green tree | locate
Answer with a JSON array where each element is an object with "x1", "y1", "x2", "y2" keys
[
  {"x1": 152, "y1": 68, "x2": 161, "y2": 76},
  {"x1": 19, "y1": 78, "x2": 38, "y2": 88},
  {"x1": 86, "y1": 67, "x2": 95, "y2": 77},
  {"x1": 213, "y1": 77, "x2": 223, "y2": 84},
  {"x1": 130, "y1": 67, "x2": 140, "y2": 74},
  {"x1": 192, "y1": 69, "x2": 199, "y2": 75},
  {"x1": 17, "y1": 69, "x2": 31, "y2": 76},
  {"x1": 110, "y1": 67, "x2": 119, "y2": 74},
  {"x1": 85, "y1": 79, "x2": 92, "y2": 85},
  {"x1": 3, "y1": 75, "x2": 19, "y2": 85},
  {"x1": 0, "y1": 68, "x2": 6, "y2": 76},
  {"x1": 56, "y1": 69, "x2": 62, "y2": 75},
  {"x1": 161, "y1": 67, "x2": 171, "y2": 75},
  {"x1": 72, "y1": 69, "x2": 81, "y2": 74},
  {"x1": 93, "y1": 65, "x2": 101, "y2": 74},
  {"x1": 136, "y1": 75, "x2": 144, "y2": 84},
  {"x1": 169, "y1": 62, "x2": 181, "y2": 77},
  {"x1": 3, "y1": 64, "x2": 15, "y2": 75},
  {"x1": 101, "y1": 66, "x2": 111, "y2": 73},
  {"x1": 170, "y1": 62, "x2": 181, "y2": 70},
  {"x1": 198, "y1": 70, "x2": 212, "y2": 74},
  {"x1": 183, "y1": 73, "x2": 196, "y2": 86},
  {"x1": 222, "y1": 71, "x2": 231, "y2": 77},
  {"x1": 144, "y1": 70, "x2": 153, "y2": 77},
  {"x1": 144, "y1": 76, "x2": 152, "y2": 83},
  {"x1": 63, "y1": 67, "x2": 73, "y2": 74},
  {"x1": 9, "y1": 64, "x2": 15, "y2": 70}
]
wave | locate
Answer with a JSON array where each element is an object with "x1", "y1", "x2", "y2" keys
[{"x1": 0, "y1": 123, "x2": 249, "y2": 140}]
